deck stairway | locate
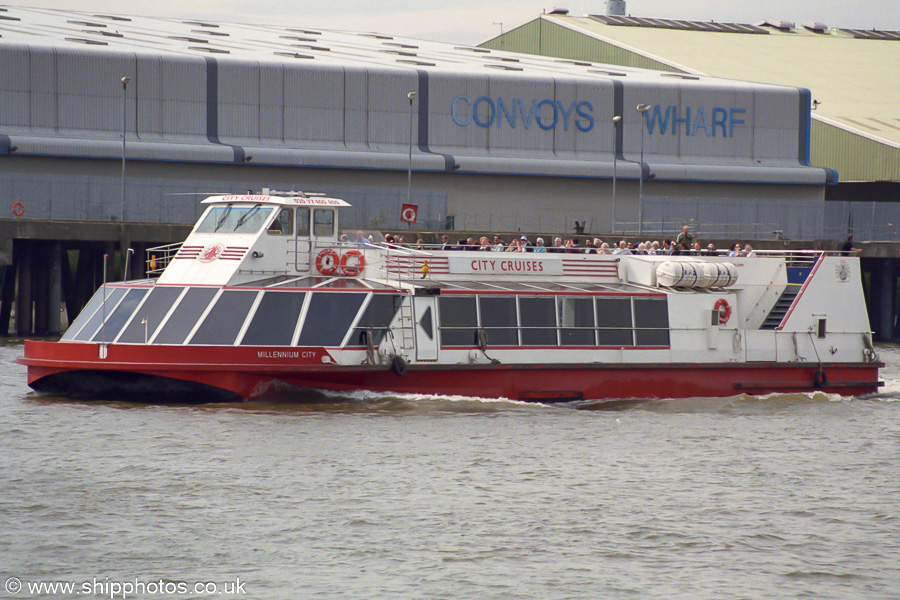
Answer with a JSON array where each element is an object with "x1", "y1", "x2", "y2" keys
[{"x1": 760, "y1": 285, "x2": 801, "y2": 330}]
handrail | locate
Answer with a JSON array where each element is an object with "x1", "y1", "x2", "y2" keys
[{"x1": 145, "y1": 242, "x2": 183, "y2": 276}]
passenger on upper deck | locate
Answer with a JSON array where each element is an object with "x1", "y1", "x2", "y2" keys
[
  {"x1": 492, "y1": 236, "x2": 505, "y2": 252},
  {"x1": 613, "y1": 241, "x2": 632, "y2": 255},
  {"x1": 533, "y1": 238, "x2": 547, "y2": 252},
  {"x1": 549, "y1": 238, "x2": 565, "y2": 253},
  {"x1": 355, "y1": 230, "x2": 371, "y2": 248},
  {"x1": 727, "y1": 243, "x2": 744, "y2": 257},
  {"x1": 840, "y1": 234, "x2": 861, "y2": 255},
  {"x1": 676, "y1": 225, "x2": 695, "y2": 248},
  {"x1": 440, "y1": 234, "x2": 451, "y2": 250}
]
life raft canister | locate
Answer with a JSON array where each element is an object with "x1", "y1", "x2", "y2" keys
[
  {"x1": 714, "y1": 299, "x2": 731, "y2": 325},
  {"x1": 315, "y1": 249, "x2": 339, "y2": 276},
  {"x1": 340, "y1": 249, "x2": 365, "y2": 277}
]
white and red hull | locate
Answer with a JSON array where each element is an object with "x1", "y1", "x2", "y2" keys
[{"x1": 22, "y1": 340, "x2": 882, "y2": 402}]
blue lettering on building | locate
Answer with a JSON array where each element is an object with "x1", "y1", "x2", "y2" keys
[
  {"x1": 451, "y1": 95, "x2": 594, "y2": 132},
  {"x1": 451, "y1": 96, "x2": 744, "y2": 137},
  {"x1": 643, "y1": 105, "x2": 746, "y2": 137}
]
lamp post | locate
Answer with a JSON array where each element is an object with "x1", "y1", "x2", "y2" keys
[
  {"x1": 407, "y1": 91, "x2": 416, "y2": 208},
  {"x1": 120, "y1": 76, "x2": 130, "y2": 222},
  {"x1": 611, "y1": 115, "x2": 622, "y2": 234},
  {"x1": 636, "y1": 104, "x2": 651, "y2": 236}
]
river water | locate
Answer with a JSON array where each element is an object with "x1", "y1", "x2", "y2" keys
[{"x1": 1, "y1": 340, "x2": 898, "y2": 600}]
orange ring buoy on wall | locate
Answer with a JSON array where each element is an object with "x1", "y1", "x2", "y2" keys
[
  {"x1": 12, "y1": 201, "x2": 24, "y2": 217},
  {"x1": 340, "y1": 249, "x2": 366, "y2": 277},
  {"x1": 315, "y1": 249, "x2": 339, "y2": 276},
  {"x1": 714, "y1": 298, "x2": 731, "y2": 325}
]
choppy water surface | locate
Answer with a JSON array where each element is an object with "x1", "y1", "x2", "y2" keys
[{"x1": 1, "y1": 342, "x2": 899, "y2": 600}]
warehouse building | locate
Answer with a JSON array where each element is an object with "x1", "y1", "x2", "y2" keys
[
  {"x1": 0, "y1": 5, "x2": 833, "y2": 241},
  {"x1": 481, "y1": 1, "x2": 900, "y2": 240}
]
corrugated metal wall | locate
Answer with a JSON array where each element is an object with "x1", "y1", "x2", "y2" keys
[
  {"x1": 812, "y1": 120, "x2": 900, "y2": 183},
  {"x1": 480, "y1": 18, "x2": 680, "y2": 73}
]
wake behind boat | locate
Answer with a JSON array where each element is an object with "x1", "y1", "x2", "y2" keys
[{"x1": 20, "y1": 190, "x2": 882, "y2": 402}]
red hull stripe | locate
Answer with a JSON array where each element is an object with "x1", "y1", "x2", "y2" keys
[{"x1": 21, "y1": 340, "x2": 882, "y2": 402}]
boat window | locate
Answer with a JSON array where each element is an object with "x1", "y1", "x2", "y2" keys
[
  {"x1": 297, "y1": 292, "x2": 366, "y2": 346},
  {"x1": 313, "y1": 209, "x2": 334, "y2": 237},
  {"x1": 479, "y1": 296, "x2": 518, "y2": 346},
  {"x1": 61, "y1": 285, "x2": 111, "y2": 340},
  {"x1": 519, "y1": 297, "x2": 557, "y2": 346},
  {"x1": 297, "y1": 208, "x2": 310, "y2": 237},
  {"x1": 634, "y1": 298, "x2": 670, "y2": 346},
  {"x1": 195, "y1": 205, "x2": 273, "y2": 234},
  {"x1": 559, "y1": 297, "x2": 595, "y2": 346},
  {"x1": 267, "y1": 208, "x2": 294, "y2": 236},
  {"x1": 596, "y1": 298, "x2": 634, "y2": 346},
  {"x1": 352, "y1": 294, "x2": 403, "y2": 346},
  {"x1": 153, "y1": 287, "x2": 219, "y2": 344},
  {"x1": 189, "y1": 290, "x2": 258, "y2": 345},
  {"x1": 89, "y1": 288, "x2": 148, "y2": 343},
  {"x1": 439, "y1": 296, "x2": 478, "y2": 346},
  {"x1": 117, "y1": 286, "x2": 184, "y2": 343},
  {"x1": 240, "y1": 291, "x2": 307, "y2": 346},
  {"x1": 71, "y1": 287, "x2": 128, "y2": 342}
]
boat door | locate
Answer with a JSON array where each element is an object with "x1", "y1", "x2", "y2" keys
[
  {"x1": 293, "y1": 207, "x2": 311, "y2": 273},
  {"x1": 413, "y1": 295, "x2": 438, "y2": 361}
]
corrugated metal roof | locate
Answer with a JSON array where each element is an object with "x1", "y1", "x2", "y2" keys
[
  {"x1": 0, "y1": 5, "x2": 753, "y2": 85},
  {"x1": 495, "y1": 14, "x2": 900, "y2": 150}
]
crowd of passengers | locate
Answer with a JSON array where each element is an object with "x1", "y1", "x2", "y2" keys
[{"x1": 347, "y1": 225, "x2": 757, "y2": 257}]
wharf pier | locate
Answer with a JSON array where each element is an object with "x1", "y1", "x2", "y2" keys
[{"x1": 2, "y1": 219, "x2": 899, "y2": 342}]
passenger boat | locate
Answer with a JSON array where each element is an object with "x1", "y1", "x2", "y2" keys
[{"x1": 20, "y1": 190, "x2": 882, "y2": 402}]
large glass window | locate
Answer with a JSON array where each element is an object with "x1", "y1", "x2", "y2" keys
[
  {"x1": 267, "y1": 208, "x2": 294, "y2": 236},
  {"x1": 189, "y1": 290, "x2": 258, "y2": 345},
  {"x1": 352, "y1": 294, "x2": 402, "y2": 345},
  {"x1": 153, "y1": 287, "x2": 218, "y2": 345},
  {"x1": 634, "y1": 298, "x2": 670, "y2": 346},
  {"x1": 519, "y1": 297, "x2": 557, "y2": 346},
  {"x1": 313, "y1": 209, "x2": 334, "y2": 237},
  {"x1": 480, "y1": 296, "x2": 518, "y2": 346},
  {"x1": 117, "y1": 286, "x2": 184, "y2": 343},
  {"x1": 596, "y1": 298, "x2": 634, "y2": 346},
  {"x1": 241, "y1": 291, "x2": 307, "y2": 346},
  {"x1": 72, "y1": 287, "x2": 128, "y2": 342},
  {"x1": 297, "y1": 208, "x2": 310, "y2": 236},
  {"x1": 90, "y1": 288, "x2": 148, "y2": 343},
  {"x1": 559, "y1": 297, "x2": 595, "y2": 346},
  {"x1": 62, "y1": 286, "x2": 110, "y2": 340},
  {"x1": 439, "y1": 296, "x2": 478, "y2": 346},
  {"x1": 195, "y1": 205, "x2": 273, "y2": 234},
  {"x1": 297, "y1": 292, "x2": 366, "y2": 346}
]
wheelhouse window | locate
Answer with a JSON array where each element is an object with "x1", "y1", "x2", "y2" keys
[
  {"x1": 313, "y1": 209, "x2": 334, "y2": 237},
  {"x1": 297, "y1": 208, "x2": 310, "y2": 236},
  {"x1": 267, "y1": 208, "x2": 294, "y2": 236},
  {"x1": 195, "y1": 205, "x2": 273, "y2": 234}
]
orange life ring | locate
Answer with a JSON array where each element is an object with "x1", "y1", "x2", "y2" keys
[
  {"x1": 340, "y1": 249, "x2": 366, "y2": 277},
  {"x1": 315, "y1": 249, "x2": 339, "y2": 275},
  {"x1": 12, "y1": 201, "x2": 24, "y2": 217},
  {"x1": 714, "y1": 299, "x2": 731, "y2": 325}
]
